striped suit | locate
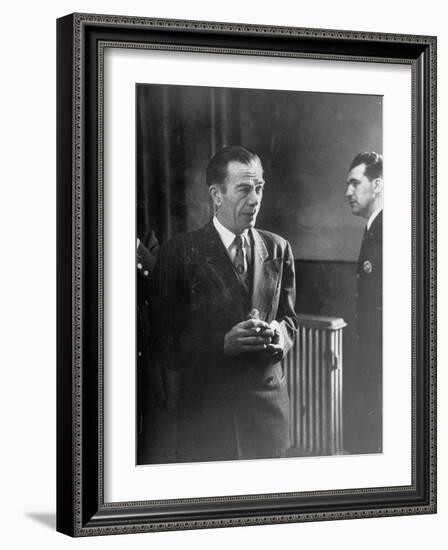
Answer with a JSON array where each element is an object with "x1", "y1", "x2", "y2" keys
[{"x1": 148, "y1": 220, "x2": 298, "y2": 463}]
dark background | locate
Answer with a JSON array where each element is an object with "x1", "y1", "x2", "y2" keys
[{"x1": 136, "y1": 83, "x2": 382, "y2": 453}]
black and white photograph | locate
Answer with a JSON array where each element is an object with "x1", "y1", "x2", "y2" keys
[
  {"x1": 1, "y1": 0, "x2": 444, "y2": 545},
  {"x1": 53, "y1": 9, "x2": 436, "y2": 539},
  {"x1": 135, "y1": 84, "x2": 383, "y2": 465}
]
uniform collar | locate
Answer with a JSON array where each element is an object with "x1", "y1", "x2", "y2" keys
[{"x1": 366, "y1": 208, "x2": 383, "y2": 231}]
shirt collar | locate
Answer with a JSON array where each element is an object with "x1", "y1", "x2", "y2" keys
[
  {"x1": 366, "y1": 208, "x2": 382, "y2": 231},
  {"x1": 213, "y1": 216, "x2": 250, "y2": 249}
]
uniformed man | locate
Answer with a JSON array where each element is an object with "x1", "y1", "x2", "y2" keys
[{"x1": 346, "y1": 152, "x2": 383, "y2": 454}]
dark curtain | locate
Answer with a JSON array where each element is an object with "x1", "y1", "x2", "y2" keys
[{"x1": 136, "y1": 84, "x2": 241, "y2": 245}]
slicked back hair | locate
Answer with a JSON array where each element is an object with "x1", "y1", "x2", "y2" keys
[
  {"x1": 349, "y1": 152, "x2": 383, "y2": 181},
  {"x1": 206, "y1": 145, "x2": 261, "y2": 189}
]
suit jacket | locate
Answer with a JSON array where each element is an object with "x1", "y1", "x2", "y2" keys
[{"x1": 148, "y1": 220, "x2": 298, "y2": 463}]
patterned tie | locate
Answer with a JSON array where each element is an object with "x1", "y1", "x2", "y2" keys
[{"x1": 234, "y1": 235, "x2": 251, "y2": 294}]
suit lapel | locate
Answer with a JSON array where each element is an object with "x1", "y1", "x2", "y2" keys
[
  {"x1": 358, "y1": 211, "x2": 382, "y2": 269},
  {"x1": 198, "y1": 222, "x2": 248, "y2": 321},
  {"x1": 251, "y1": 229, "x2": 281, "y2": 321}
]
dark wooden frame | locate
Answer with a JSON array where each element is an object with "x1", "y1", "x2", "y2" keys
[{"x1": 57, "y1": 13, "x2": 437, "y2": 537}]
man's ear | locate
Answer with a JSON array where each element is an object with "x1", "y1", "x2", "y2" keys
[
  {"x1": 209, "y1": 184, "x2": 222, "y2": 208},
  {"x1": 373, "y1": 177, "x2": 384, "y2": 195}
]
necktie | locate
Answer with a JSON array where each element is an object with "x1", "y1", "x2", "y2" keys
[
  {"x1": 234, "y1": 235, "x2": 245, "y2": 274},
  {"x1": 233, "y1": 235, "x2": 251, "y2": 294}
]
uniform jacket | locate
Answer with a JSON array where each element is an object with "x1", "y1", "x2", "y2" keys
[
  {"x1": 148, "y1": 220, "x2": 298, "y2": 463},
  {"x1": 354, "y1": 210, "x2": 383, "y2": 453},
  {"x1": 356, "y1": 210, "x2": 382, "y2": 378}
]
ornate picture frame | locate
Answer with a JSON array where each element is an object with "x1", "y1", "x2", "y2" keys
[{"x1": 57, "y1": 13, "x2": 436, "y2": 536}]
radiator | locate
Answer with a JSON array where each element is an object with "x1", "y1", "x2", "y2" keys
[{"x1": 283, "y1": 314, "x2": 346, "y2": 456}]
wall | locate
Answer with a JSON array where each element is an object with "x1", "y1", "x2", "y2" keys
[
  {"x1": 137, "y1": 84, "x2": 381, "y2": 260},
  {"x1": 1, "y1": 1, "x2": 445, "y2": 550},
  {"x1": 239, "y1": 89, "x2": 382, "y2": 261}
]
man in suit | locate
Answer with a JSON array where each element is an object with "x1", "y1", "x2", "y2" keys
[
  {"x1": 148, "y1": 145, "x2": 298, "y2": 463},
  {"x1": 346, "y1": 151, "x2": 383, "y2": 453}
]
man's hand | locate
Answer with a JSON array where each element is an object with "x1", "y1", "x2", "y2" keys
[
  {"x1": 261, "y1": 321, "x2": 284, "y2": 356},
  {"x1": 261, "y1": 342, "x2": 283, "y2": 356},
  {"x1": 224, "y1": 319, "x2": 275, "y2": 355}
]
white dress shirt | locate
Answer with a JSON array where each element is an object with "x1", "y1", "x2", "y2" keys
[{"x1": 212, "y1": 216, "x2": 252, "y2": 266}]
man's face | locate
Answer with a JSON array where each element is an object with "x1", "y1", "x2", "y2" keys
[
  {"x1": 213, "y1": 159, "x2": 265, "y2": 234},
  {"x1": 346, "y1": 163, "x2": 377, "y2": 219}
]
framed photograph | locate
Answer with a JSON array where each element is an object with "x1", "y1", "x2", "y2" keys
[{"x1": 57, "y1": 13, "x2": 436, "y2": 536}]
